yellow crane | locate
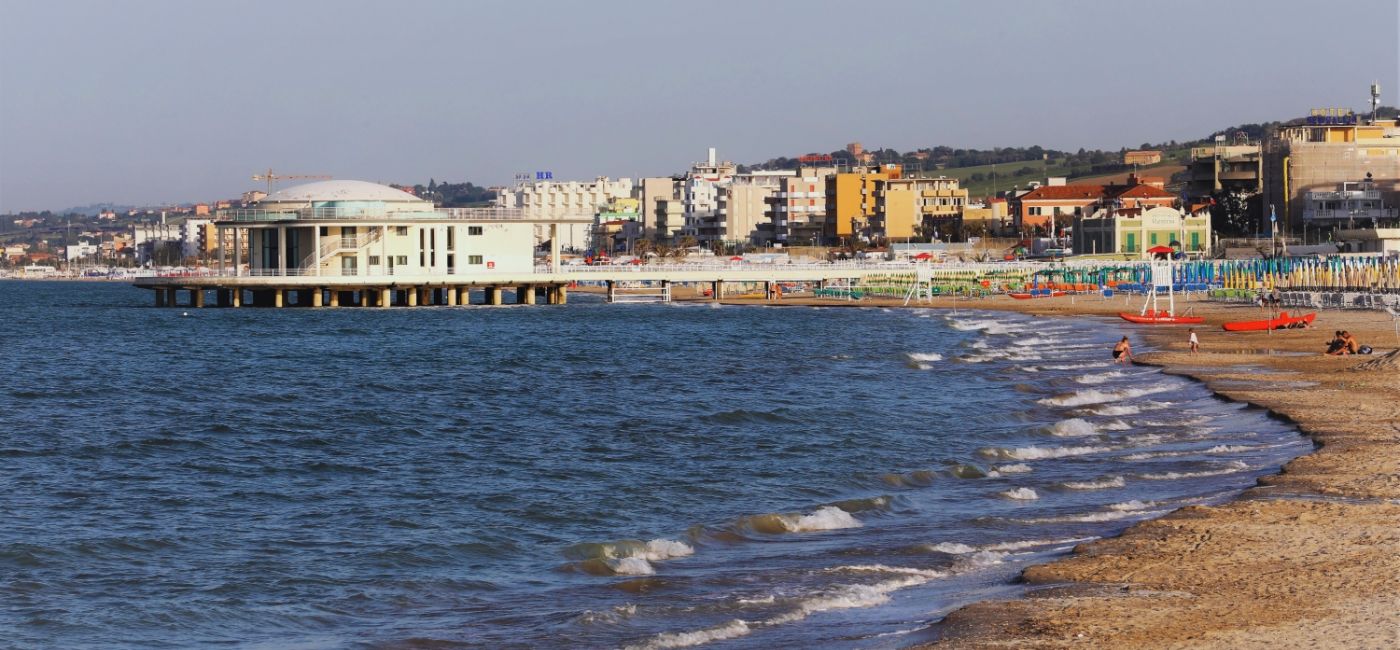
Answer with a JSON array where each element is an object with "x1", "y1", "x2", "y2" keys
[{"x1": 252, "y1": 169, "x2": 332, "y2": 194}]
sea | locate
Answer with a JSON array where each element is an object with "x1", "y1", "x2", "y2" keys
[{"x1": 0, "y1": 281, "x2": 1309, "y2": 649}]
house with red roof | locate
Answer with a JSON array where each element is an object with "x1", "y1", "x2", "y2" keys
[{"x1": 1011, "y1": 174, "x2": 1177, "y2": 235}]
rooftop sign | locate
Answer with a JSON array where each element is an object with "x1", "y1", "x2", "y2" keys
[{"x1": 1306, "y1": 108, "x2": 1357, "y2": 126}]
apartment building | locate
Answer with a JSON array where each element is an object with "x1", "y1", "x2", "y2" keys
[
  {"x1": 763, "y1": 167, "x2": 835, "y2": 245},
  {"x1": 1262, "y1": 115, "x2": 1400, "y2": 232},
  {"x1": 872, "y1": 176, "x2": 969, "y2": 240},
  {"x1": 1186, "y1": 141, "x2": 1262, "y2": 199},
  {"x1": 495, "y1": 176, "x2": 634, "y2": 251},
  {"x1": 1012, "y1": 175, "x2": 1175, "y2": 235}
]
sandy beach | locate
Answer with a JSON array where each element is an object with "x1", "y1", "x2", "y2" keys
[{"x1": 703, "y1": 290, "x2": 1400, "y2": 648}]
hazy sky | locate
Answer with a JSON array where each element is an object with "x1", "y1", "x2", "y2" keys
[{"x1": 1, "y1": 0, "x2": 1397, "y2": 212}]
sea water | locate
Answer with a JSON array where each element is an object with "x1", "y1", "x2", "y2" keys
[{"x1": 0, "y1": 282, "x2": 1307, "y2": 649}]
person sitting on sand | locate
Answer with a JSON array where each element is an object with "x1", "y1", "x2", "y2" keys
[
  {"x1": 1326, "y1": 331, "x2": 1348, "y2": 355},
  {"x1": 1344, "y1": 331, "x2": 1361, "y2": 355},
  {"x1": 1113, "y1": 337, "x2": 1133, "y2": 365}
]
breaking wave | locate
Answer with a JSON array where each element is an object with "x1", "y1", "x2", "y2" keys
[
  {"x1": 1047, "y1": 418, "x2": 1098, "y2": 437},
  {"x1": 736, "y1": 506, "x2": 862, "y2": 534},
  {"x1": 999, "y1": 487, "x2": 1039, "y2": 500},
  {"x1": 978, "y1": 444, "x2": 1113, "y2": 460},
  {"x1": 1060, "y1": 476, "x2": 1126, "y2": 490},
  {"x1": 624, "y1": 619, "x2": 752, "y2": 649},
  {"x1": 1037, "y1": 383, "x2": 1177, "y2": 407},
  {"x1": 1138, "y1": 460, "x2": 1251, "y2": 480}
]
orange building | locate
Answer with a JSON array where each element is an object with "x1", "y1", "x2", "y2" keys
[{"x1": 1013, "y1": 176, "x2": 1175, "y2": 234}]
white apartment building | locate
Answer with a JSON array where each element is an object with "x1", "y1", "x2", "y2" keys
[
  {"x1": 680, "y1": 148, "x2": 737, "y2": 240},
  {"x1": 65, "y1": 240, "x2": 100, "y2": 262},
  {"x1": 496, "y1": 176, "x2": 633, "y2": 251},
  {"x1": 763, "y1": 167, "x2": 835, "y2": 245}
]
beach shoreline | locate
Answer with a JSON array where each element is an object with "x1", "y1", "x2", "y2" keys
[{"x1": 704, "y1": 292, "x2": 1400, "y2": 648}]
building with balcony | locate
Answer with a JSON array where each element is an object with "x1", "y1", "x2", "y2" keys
[
  {"x1": 218, "y1": 180, "x2": 548, "y2": 278},
  {"x1": 1072, "y1": 205, "x2": 1212, "y2": 258},
  {"x1": 1302, "y1": 177, "x2": 1398, "y2": 228},
  {"x1": 872, "y1": 176, "x2": 968, "y2": 240},
  {"x1": 1186, "y1": 142, "x2": 1262, "y2": 199},
  {"x1": 679, "y1": 148, "x2": 738, "y2": 241},
  {"x1": 827, "y1": 164, "x2": 904, "y2": 243},
  {"x1": 763, "y1": 168, "x2": 834, "y2": 245},
  {"x1": 702, "y1": 178, "x2": 781, "y2": 245},
  {"x1": 1263, "y1": 115, "x2": 1400, "y2": 233},
  {"x1": 495, "y1": 176, "x2": 632, "y2": 251}
]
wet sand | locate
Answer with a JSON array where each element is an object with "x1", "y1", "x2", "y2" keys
[{"x1": 713, "y1": 291, "x2": 1400, "y2": 648}]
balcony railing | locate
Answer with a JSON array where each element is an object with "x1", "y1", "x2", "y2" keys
[{"x1": 218, "y1": 206, "x2": 540, "y2": 222}]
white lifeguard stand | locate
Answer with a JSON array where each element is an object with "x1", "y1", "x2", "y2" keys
[{"x1": 1138, "y1": 259, "x2": 1177, "y2": 316}]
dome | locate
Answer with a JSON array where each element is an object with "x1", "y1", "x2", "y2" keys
[{"x1": 259, "y1": 180, "x2": 427, "y2": 204}]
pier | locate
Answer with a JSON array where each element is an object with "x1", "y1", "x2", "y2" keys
[{"x1": 132, "y1": 263, "x2": 936, "y2": 308}]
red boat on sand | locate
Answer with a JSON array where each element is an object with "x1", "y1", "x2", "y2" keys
[
  {"x1": 1118, "y1": 310, "x2": 1205, "y2": 325},
  {"x1": 1221, "y1": 311, "x2": 1316, "y2": 332}
]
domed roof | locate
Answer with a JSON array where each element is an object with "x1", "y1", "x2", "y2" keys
[{"x1": 261, "y1": 180, "x2": 426, "y2": 204}]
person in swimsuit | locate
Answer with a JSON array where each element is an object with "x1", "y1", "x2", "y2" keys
[
  {"x1": 1113, "y1": 337, "x2": 1132, "y2": 364},
  {"x1": 1188, "y1": 328, "x2": 1199, "y2": 353}
]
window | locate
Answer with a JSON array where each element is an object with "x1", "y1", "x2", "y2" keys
[
  {"x1": 395, "y1": 255, "x2": 408, "y2": 266},
  {"x1": 446, "y1": 227, "x2": 455, "y2": 251},
  {"x1": 1028, "y1": 207, "x2": 1042, "y2": 216},
  {"x1": 468, "y1": 255, "x2": 484, "y2": 265},
  {"x1": 394, "y1": 226, "x2": 408, "y2": 236},
  {"x1": 319, "y1": 226, "x2": 329, "y2": 236},
  {"x1": 368, "y1": 255, "x2": 380, "y2": 265},
  {"x1": 468, "y1": 226, "x2": 483, "y2": 236}
]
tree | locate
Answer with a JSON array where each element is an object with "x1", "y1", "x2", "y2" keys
[{"x1": 1209, "y1": 190, "x2": 1259, "y2": 237}]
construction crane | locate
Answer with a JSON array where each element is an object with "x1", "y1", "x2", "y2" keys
[{"x1": 252, "y1": 169, "x2": 332, "y2": 194}]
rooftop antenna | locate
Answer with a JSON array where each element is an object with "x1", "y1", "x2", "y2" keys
[{"x1": 1370, "y1": 81, "x2": 1381, "y2": 124}]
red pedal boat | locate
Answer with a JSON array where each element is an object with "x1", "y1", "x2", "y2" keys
[
  {"x1": 1119, "y1": 310, "x2": 1205, "y2": 325},
  {"x1": 1221, "y1": 311, "x2": 1316, "y2": 332}
]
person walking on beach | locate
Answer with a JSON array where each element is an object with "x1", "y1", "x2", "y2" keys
[
  {"x1": 1188, "y1": 328, "x2": 1200, "y2": 353},
  {"x1": 1113, "y1": 336, "x2": 1133, "y2": 365}
]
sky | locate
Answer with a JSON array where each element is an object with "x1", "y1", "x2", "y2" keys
[{"x1": 1, "y1": 0, "x2": 1397, "y2": 212}]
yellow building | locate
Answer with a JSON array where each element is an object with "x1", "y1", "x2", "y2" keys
[
  {"x1": 1073, "y1": 205, "x2": 1212, "y2": 258},
  {"x1": 826, "y1": 164, "x2": 904, "y2": 240},
  {"x1": 1263, "y1": 113, "x2": 1400, "y2": 232},
  {"x1": 873, "y1": 176, "x2": 969, "y2": 240}
]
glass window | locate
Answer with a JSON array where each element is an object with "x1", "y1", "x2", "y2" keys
[
  {"x1": 394, "y1": 226, "x2": 408, "y2": 236},
  {"x1": 468, "y1": 226, "x2": 484, "y2": 236},
  {"x1": 468, "y1": 255, "x2": 484, "y2": 265}
]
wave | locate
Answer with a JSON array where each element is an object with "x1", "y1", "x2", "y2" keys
[
  {"x1": 624, "y1": 619, "x2": 752, "y2": 649},
  {"x1": 905, "y1": 352, "x2": 944, "y2": 362},
  {"x1": 1037, "y1": 383, "x2": 1176, "y2": 407},
  {"x1": 1138, "y1": 460, "x2": 1250, "y2": 480},
  {"x1": 991, "y1": 463, "x2": 1032, "y2": 474},
  {"x1": 1081, "y1": 400, "x2": 1174, "y2": 416},
  {"x1": 978, "y1": 445, "x2": 1113, "y2": 461},
  {"x1": 1040, "y1": 362, "x2": 1105, "y2": 370},
  {"x1": 1019, "y1": 509, "x2": 1169, "y2": 524},
  {"x1": 999, "y1": 487, "x2": 1039, "y2": 500},
  {"x1": 947, "y1": 318, "x2": 1024, "y2": 335},
  {"x1": 1060, "y1": 476, "x2": 1126, "y2": 490},
  {"x1": 880, "y1": 470, "x2": 938, "y2": 488},
  {"x1": 1074, "y1": 371, "x2": 1126, "y2": 385},
  {"x1": 1047, "y1": 418, "x2": 1098, "y2": 437},
  {"x1": 767, "y1": 568, "x2": 944, "y2": 625},
  {"x1": 565, "y1": 538, "x2": 695, "y2": 562},
  {"x1": 737, "y1": 506, "x2": 861, "y2": 534},
  {"x1": 1107, "y1": 499, "x2": 1157, "y2": 511},
  {"x1": 1013, "y1": 336, "x2": 1061, "y2": 347},
  {"x1": 927, "y1": 536, "x2": 1098, "y2": 555}
]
